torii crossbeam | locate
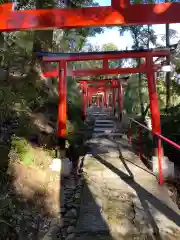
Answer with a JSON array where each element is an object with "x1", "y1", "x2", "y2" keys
[{"x1": 1, "y1": 0, "x2": 180, "y2": 31}]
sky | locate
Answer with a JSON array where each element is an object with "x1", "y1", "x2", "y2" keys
[{"x1": 88, "y1": 0, "x2": 180, "y2": 50}]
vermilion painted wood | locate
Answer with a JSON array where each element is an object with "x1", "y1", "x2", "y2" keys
[
  {"x1": 41, "y1": 49, "x2": 169, "y2": 78},
  {"x1": 1, "y1": 0, "x2": 175, "y2": 184},
  {"x1": 72, "y1": 66, "x2": 145, "y2": 77},
  {"x1": 42, "y1": 66, "x2": 145, "y2": 77},
  {"x1": 77, "y1": 79, "x2": 119, "y2": 83},
  {"x1": 42, "y1": 70, "x2": 58, "y2": 78},
  {"x1": 43, "y1": 65, "x2": 146, "y2": 78},
  {"x1": 146, "y1": 57, "x2": 161, "y2": 135},
  {"x1": 78, "y1": 80, "x2": 120, "y2": 87},
  {"x1": 78, "y1": 79, "x2": 128, "y2": 86},
  {"x1": 81, "y1": 83, "x2": 120, "y2": 89},
  {"x1": 42, "y1": 50, "x2": 169, "y2": 62},
  {"x1": 82, "y1": 87, "x2": 87, "y2": 117},
  {"x1": 87, "y1": 86, "x2": 119, "y2": 90},
  {"x1": 112, "y1": 0, "x2": 130, "y2": 9},
  {"x1": 146, "y1": 56, "x2": 163, "y2": 184},
  {"x1": 128, "y1": 117, "x2": 180, "y2": 151},
  {"x1": 118, "y1": 81, "x2": 123, "y2": 119},
  {"x1": 104, "y1": 90, "x2": 108, "y2": 107},
  {"x1": 0, "y1": 2, "x2": 180, "y2": 31},
  {"x1": 112, "y1": 88, "x2": 116, "y2": 115},
  {"x1": 58, "y1": 61, "x2": 67, "y2": 138}
]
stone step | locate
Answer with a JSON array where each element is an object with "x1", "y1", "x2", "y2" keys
[
  {"x1": 75, "y1": 233, "x2": 113, "y2": 240},
  {"x1": 95, "y1": 120, "x2": 114, "y2": 123},
  {"x1": 92, "y1": 115, "x2": 109, "y2": 117},
  {"x1": 93, "y1": 128, "x2": 116, "y2": 132},
  {"x1": 92, "y1": 112, "x2": 108, "y2": 114},
  {"x1": 75, "y1": 232, "x2": 149, "y2": 240},
  {"x1": 94, "y1": 124, "x2": 114, "y2": 127},
  {"x1": 94, "y1": 127, "x2": 115, "y2": 130},
  {"x1": 92, "y1": 133, "x2": 123, "y2": 137}
]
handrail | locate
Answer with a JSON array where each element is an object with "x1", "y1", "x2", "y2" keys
[
  {"x1": 127, "y1": 117, "x2": 180, "y2": 185},
  {"x1": 128, "y1": 117, "x2": 180, "y2": 151}
]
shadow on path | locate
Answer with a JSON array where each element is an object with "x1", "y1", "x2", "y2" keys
[
  {"x1": 108, "y1": 137, "x2": 155, "y2": 175},
  {"x1": 92, "y1": 152, "x2": 180, "y2": 239},
  {"x1": 75, "y1": 179, "x2": 114, "y2": 240}
]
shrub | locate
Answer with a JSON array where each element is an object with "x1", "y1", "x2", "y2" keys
[{"x1": 10, "y1": 135, "x2": 33, "y2": 165}]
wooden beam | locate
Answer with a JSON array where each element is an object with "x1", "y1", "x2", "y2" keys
[
  {"x1": 77, "y1": 79, "x2": 119, "y2": 83},
  {"x1": 42, "y1": 49, "x2": 169, "y2": 62},
  {"x1": 88, "y1": 86, "x2": 118, "y2": 90},
  {"x1": 71, "y1": 66, "x2": 145, "y2": 77},
  {"x1": 112, "y1": 0, "x2": 130, "y2": 9},
  {"x1": 0, "y1": 3, "x2": 180, "y2": 31}
]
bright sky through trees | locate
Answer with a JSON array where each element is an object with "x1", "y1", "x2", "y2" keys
[{"x1": 88, "y1": 0, "x2": 180, "y2": 49}]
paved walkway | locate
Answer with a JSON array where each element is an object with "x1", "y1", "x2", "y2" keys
[{"x1": 75, "y1": 107, "x2": 180, "y2": 240}]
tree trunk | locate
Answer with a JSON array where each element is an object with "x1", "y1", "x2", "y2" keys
[
  {"x1": 0, "y1": 33, "x2": 5, "y2": 66},
  {"x1": 32, "y1": 0, "x2": 54, "y2": 71},
  {"x1": 165, "y1": 0, "x2": 171, "y2": 112},
  {"x1": 138, "y1": 72, "x2": 145, "y2": 116},
  {"x1": 137, "y1": 58, "x2": 144, "y2": 116},
  {"x1": 165, "y1": 23, "x2": 171, "y2": 112},
  {"x1": 147, "y1": 25, "x2": 150, "y2": 49}
]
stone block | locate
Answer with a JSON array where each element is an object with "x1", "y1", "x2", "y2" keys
[
  {"x1": 49, "y1": 158, "x2": 72, "y2": 177},
  {"x1": 95, "y1": 124, "x2": 114, "y2": 128},
  {"x1": 94, "y1": 128, "x2": 115, "y2": 132},
  {"x1": 152, "y1": 156, "x2": 174, "y2": 179},
  {"x1": 95, "y1": 120, "x2": 114, "y2": 123}
]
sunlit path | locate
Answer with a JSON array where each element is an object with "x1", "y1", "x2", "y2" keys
[{"x1": 75, "y1": 107, "x2": 180, "y2": 240}]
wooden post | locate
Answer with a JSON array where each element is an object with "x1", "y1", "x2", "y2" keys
[
  {"x1": 146, "y1": 55, "x2": 163, "y2": 184},
  {"x1": 58, "y1": 60, "x2": 67, "y2": 158}
]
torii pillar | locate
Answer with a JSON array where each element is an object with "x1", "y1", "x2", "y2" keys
[
  {"x1": 89, "y1": 92, "x2": 92, "y2": 105},
  {"x1": 112, "y1": 85, "x2": 116, "y2": 116},
  {"x1": 118, "y1": 80, "x2": 123, "y2": 121},
  {"x1": 58, "y1": 61, "x2": 67, "y2": 158},
  {"x1": 82, "y1": 82, "x2": 87, "y2": 119},
  {"x1": 97, "y1": 94, "x2": 100, "y2": 107},
  {"x1": 104, "y1": 90, "x2": 107, "y2": 107},
  {"x1": 146, "y1": 55, "x2": 163, "y2": 184}
]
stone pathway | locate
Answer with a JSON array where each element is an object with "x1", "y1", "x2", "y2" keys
[
  {"x1": 42, "y1": 107, "x2": 180, "y2": 240},
  {"x1": 42, "y1": 174, "x2": 84, "y2": 240},
  {"x1": 74, "y1": 109, "x2": 180, "y2": 240}
]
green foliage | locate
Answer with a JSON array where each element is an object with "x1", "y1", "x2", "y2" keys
[
  {"x1": 46, "y1": 148, "x2": 56, "y2": 158},
  {"x1": 102, "y1": 43, "x2": 118, "y2": 51},
  {"x1": 124, "y1": 75, "x2": 180, "y2": 115},
  {"x1": 10, "y1": 135, "x2": 33, "y2": 165},
  {"x1": 124, "y1": 74, "x2": 149, "y2": 115},
  {"x1": 119, "y1": 25, "x2": 157, "y2": 50}
]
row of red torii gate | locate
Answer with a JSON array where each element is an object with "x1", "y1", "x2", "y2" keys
[
  {"x1": 37, "y1": 48, "x2": 175, "y2": 186},
  {"x1": 78, "y1": 78, "x2": 126, "y2": 120},
  {"x1": 1, "y1": 0, "x2": 180, "y2": 184},
  {"x1": 37, "y1": 48, "x2": 171, "y2": 160}
]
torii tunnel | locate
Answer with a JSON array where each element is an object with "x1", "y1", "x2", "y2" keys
[
  {"x1": 78, "y1": 79, "x2": 126, "y2": 118},
  {"x1": 0, "y1": 0, "x2": 179, "y2": 184},
  {"x1": 36, "y1": 48, "x2": 170, "y2": 178}
]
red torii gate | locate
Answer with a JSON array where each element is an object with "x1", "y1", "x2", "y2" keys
[
  {"x1": 80, "y1": 83, "x2": 112, "y2": 113},
  {"x1": 1, "y1": 0, "x2": 175, "y2": 183},
  {"x1": 78, "y1": 79, "x2": 124, "y2": 118},
  {"x1": 88, "y1": 86, "x2": 117, "y2": 107},
  {"x1": 1, "y1": 1, "x2": 180, "y2": 31},
  {"x1": 38, "y1": 48, "x2": 170, "y2": 185},
  {"x1": 86, "y1": 88, "x2": 107, "y2": 107},
  {"x1": 40, "y1": 49, "x2": 169, "y2": 142}
]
